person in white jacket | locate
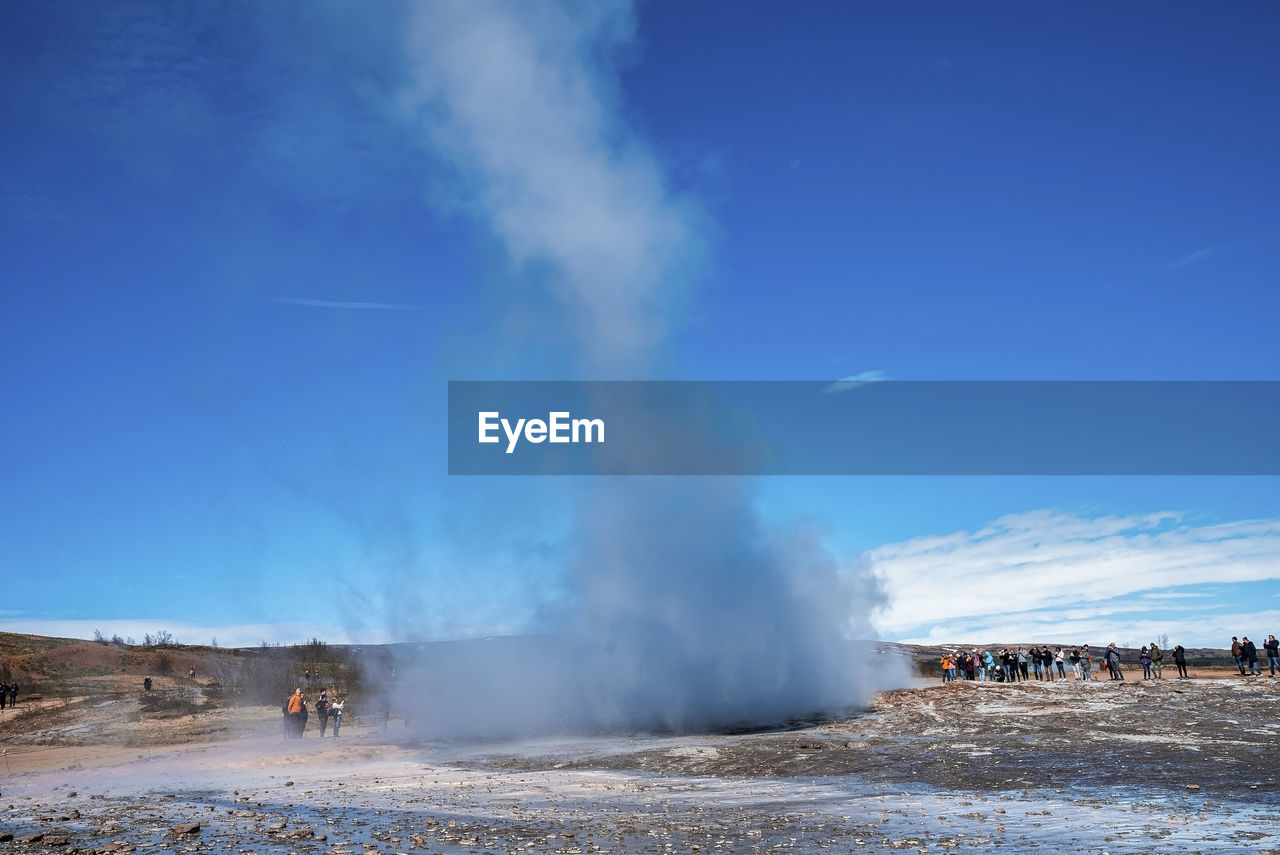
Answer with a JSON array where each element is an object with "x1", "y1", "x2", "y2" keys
[{"x1": 329, "y1": 698, "x2": 345, "y2": 737}]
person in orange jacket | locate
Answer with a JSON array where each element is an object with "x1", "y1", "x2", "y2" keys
[{"x1": 287, "y1": 689, "x2": 304, "y2": 738}]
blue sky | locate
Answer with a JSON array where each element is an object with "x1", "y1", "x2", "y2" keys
[{"x1": 2, "y1": 1, "x2": 1278, "y2": 650}]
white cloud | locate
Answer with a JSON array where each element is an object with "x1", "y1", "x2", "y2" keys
[
  {"x1": 823, "y1": 370, "x2": 888, "y2": 394},
  {"x1": 0, "y1": 619, "x2": 393, "y2": 649},
  {"x1": 867, "y1": 510, "x2": 1280, "y2": 647}
]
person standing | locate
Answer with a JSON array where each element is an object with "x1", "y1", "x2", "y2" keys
[
  {"x1": 1139, "y1": 646, "x2": 1152, "y2": 680},
  {"x1": 1265, "y1": 635, "x2": 1280, "y2": 677},
  {"x1": 1149, "y1": 642, "x2": 1164, "y2": 680},
  {"x1": 1055, "y1": 647, "x2": 1067, "y2": 680},
  {"x1": 330, "y1": 697, "x2": 344, "y2": 736},
  {"x1": 1231, "y1": 637, "x2": 1246, "y2": 674},
  {"x1": 316, "y1": 691, "x2": 331, "y2": 735},
  {"x1": 287, "y1": 689, "x2": 303, "y2": 738},
  {"x1": 1242, "y1": 637, "x2": 1262, "y2": 676},
  {"x1": 1080, "y1": 645, "x2": 1093, "y2": 681},
  {"x1": 1106, "y1": 643, "x2": 1124, "y2": 680},
  {"x1": 1173, "y1": 645, "x2": 1189, "y2": 679},
  {"x1": 8, "y1": 683, "x2": 16, "y2": 707},
  {"x1": 1017, "y1": 648, "x2": 1030, "y2": 681},
  {"x1": 0, "y1": 682, "x2": 7, "y2": 711}
]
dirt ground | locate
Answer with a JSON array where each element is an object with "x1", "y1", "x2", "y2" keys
[{"x1": 1, "y1": 667, "x2": 1278, "y2": 854}]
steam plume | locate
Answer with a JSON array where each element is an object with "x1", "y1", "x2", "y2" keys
[
  {"x1": 400, "y1": 0, "x2": 695, "y2": 373},
  {"x1": 394, "y1": 0, "x2": 899, "y2": 736}
]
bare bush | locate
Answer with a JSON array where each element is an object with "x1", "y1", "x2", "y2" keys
[{"x1": 139, "y1": 688, "x2": 201, "y2": 718}]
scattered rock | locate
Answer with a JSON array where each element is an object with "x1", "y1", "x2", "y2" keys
[{"x1": 173, "y1": 822, "x2": 201, "y2": 835}]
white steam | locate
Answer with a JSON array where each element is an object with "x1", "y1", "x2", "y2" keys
[
  {"x1": 400, "y1": 0, "x2": 694, "y2": 372},
  {"x1": 395, "y1": 0, "x2": 900, "y2": 736}
]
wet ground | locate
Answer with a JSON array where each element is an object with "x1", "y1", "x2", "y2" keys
[{"x1": 2, "y1": 674, "x2": 1278, "y2": 853}]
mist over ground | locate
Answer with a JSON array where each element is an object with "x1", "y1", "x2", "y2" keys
[{"x1": 386, "y1": 478, "x2": 901, "y2": 739}]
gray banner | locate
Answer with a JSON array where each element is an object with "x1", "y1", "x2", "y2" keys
[{"x1": 448, "y1": 381, "x2": 1280, "y2": 475}]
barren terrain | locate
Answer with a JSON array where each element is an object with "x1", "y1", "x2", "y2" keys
[{"x1": 2, "y1": 636, "x2": 1279, "y2": 854}]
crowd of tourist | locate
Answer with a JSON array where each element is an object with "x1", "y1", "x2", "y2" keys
[
  {"x1": 939, "y1": 634, "x2": 1280, "y2": 684},
  {"x1": 939, "y1": 641, "x2": 1191, "y2": 683}
]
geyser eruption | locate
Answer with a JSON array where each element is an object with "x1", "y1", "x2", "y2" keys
[
  {"x1": 563, "y1": 478, "x2": 891, "y2": 731},
  {"x1": 392, "y1": 0, "x2": 900, "y2": 737}
]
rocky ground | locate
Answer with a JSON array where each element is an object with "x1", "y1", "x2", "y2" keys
[{"x1": 1, "y1": 667, "x2": 1278, "y2": 854}]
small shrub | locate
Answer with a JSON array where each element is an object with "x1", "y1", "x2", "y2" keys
[{"x1": 138, "y1": 689, "x2": 202, "y2": 718}]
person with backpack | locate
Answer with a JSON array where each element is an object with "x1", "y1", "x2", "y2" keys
[
  {"x1": 1149, "y1": 642, "x2": 1164, "y2": 679},
  {"x1": 1265, "y1": 635, "x2": 1280, "y2": 677},
  {"x1": 1242, "y1": 637, "x2": 1262, "y2": 676}
]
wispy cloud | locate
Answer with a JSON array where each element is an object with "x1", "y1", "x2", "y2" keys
[
  {"x1": 271, "y1": 297, "x2": 424, "y2": 311},
  {"x1": 865, "y1": 510, "x2": 1280, "y2": 646},
  {"x1": 904, "y1": 607, "x2": 1280, "y2": 651},
  {"x1": 823, "y1": 370, "x2": 888, "y2": 394},
  {"x1": 1168, "y1": 241, "x2": 1249, "y2": 270}
]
